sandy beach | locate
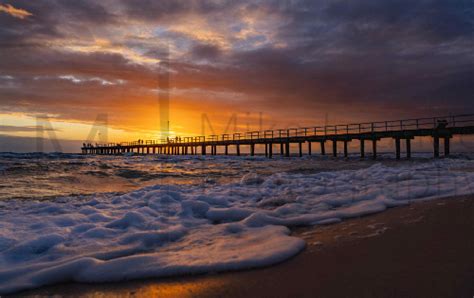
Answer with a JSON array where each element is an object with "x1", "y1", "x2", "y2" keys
[{"x1": 16, "y1": 195, "x2": 473, "y2": 298}]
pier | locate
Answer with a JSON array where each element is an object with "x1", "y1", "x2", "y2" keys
[{"x1": 82, "y1": 114, "x2": 474, "y2": 159}]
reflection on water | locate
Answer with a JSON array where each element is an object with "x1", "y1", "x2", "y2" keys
[{"x1": 20, "y1": 274, "x2": 228, "y2": 297}]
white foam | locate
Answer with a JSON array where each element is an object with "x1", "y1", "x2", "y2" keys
[{"x1": 0, "y1": 158, "x2": 473, "y2": 294}]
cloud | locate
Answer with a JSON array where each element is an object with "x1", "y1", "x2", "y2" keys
[
  {"x1": 0, "y1": 3, "x2": 32, "y2": 19},
  {"x1": 56, "y1": 75, "x2": 126, "y2": 86},
  {"x1": 0, "y1": 0, "x2": 473, "y2": 137},
  {"x1": 118, "y1": 0, "x2": 237, "y2": 22},
  {"x1": 191, "y1": 43, "x2": 221, "y2": 59},
  {"x1": 0, "y1": 125, "x2": 57, "y2": 132}
]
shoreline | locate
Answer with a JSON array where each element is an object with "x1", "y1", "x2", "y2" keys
[{"x1": 15, "y1": 195, "x2": 474, "y2": 298}]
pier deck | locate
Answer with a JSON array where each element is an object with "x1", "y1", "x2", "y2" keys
[{"x1": 82, "y1": 114, "x2": 474, "y2": 159}]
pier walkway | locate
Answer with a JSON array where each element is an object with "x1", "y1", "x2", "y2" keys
[{"x1": 82, "y1": 114, "x2": 474, "y2": 159}]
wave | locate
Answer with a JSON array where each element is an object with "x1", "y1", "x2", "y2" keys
[{"x1": 0, "y1": 158, "x2": 473, "y2": 294}]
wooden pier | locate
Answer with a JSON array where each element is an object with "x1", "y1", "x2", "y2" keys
[{"x1": 82, "y1": 114, "x2": 474, "y2": 159}]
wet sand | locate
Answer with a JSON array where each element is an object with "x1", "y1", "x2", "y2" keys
[{"x1": 16, "y1": 196, "x2": 473, "y2": 298}]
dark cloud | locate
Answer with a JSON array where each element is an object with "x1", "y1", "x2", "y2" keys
[
  {"x1": 191, "y1": 43, "x2": 221, "y2": 59},
  {"x1": 118, "y1": 0, "x2": 237, "y2": 21},
  {"x1": 324, "y1": 0, "x2": 474, "y2": 41},
  {"x1": 0, "y1": 0, "x2": 473, "y2": 135},
  {"x1": 0, "y1": 0, "x2": 119, "y2": 52}
]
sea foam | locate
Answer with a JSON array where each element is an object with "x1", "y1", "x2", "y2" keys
[{"x1": 0, "y1": 158, "x2": 473, "y2": 294}]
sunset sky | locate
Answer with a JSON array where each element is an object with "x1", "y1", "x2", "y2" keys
[{"x1": 0, "y1": 0, "x2": 473, "y2": 151}]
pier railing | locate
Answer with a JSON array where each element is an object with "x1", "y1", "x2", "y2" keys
[{"x1": 85, "y1": 114, "x2": 474, "y2": 148}]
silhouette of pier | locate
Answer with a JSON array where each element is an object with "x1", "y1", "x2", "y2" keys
[{"x1": 82, "y1": 114, "x2": 474, "y2": 159}]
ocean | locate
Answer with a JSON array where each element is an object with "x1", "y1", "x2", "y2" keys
[{"x1": 0, "y1": 153, "x2": 473, "y2": 294}]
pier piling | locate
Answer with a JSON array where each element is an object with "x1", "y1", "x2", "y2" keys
[
  {"x1": 372, "y1": 139, "x2": 377, "y2": 160},
  {"x1": 395, "y1": 138, "x2": 401, "y2": 160},
  {"x1": 444, "y1": 137, "x2": 450, "y2": 156},
  {"x1": 81, "y1": 115, "x2": 474, "y2": 161},
  {"x1": 434, "y1": 136, "x2": 440, "y2": 158}
]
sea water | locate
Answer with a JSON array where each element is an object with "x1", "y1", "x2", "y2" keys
[{"x1": 0, "y1": 153, "x2": 473, "y2": 294}]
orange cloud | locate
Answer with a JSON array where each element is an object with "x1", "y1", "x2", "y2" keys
[{"x1": 0, "y1": 3, "x2": 32, "y2": 19}]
